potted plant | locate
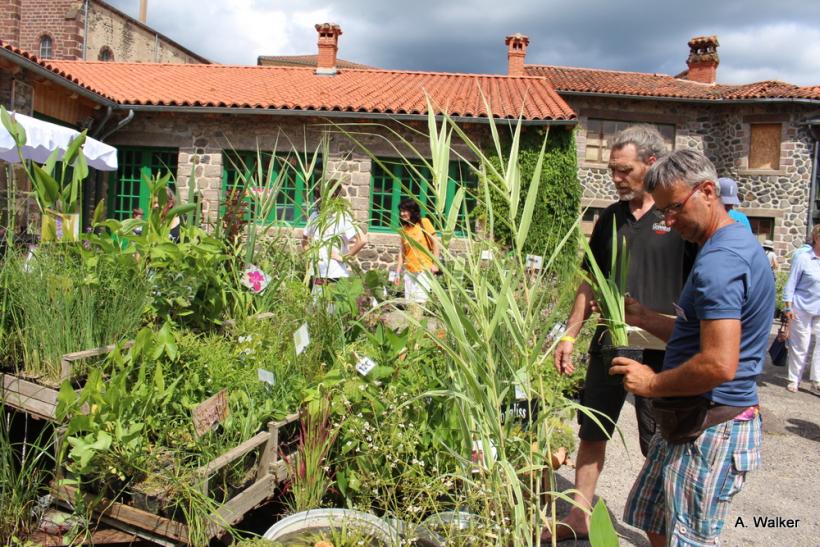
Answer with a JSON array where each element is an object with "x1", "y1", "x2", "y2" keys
[{"x1": 580, "y1": 219, "x2": 643, "y2": 383}]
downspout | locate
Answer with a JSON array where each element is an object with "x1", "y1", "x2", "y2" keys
[
  {"x1": 82, "y1": 0, "x2": 89, "y2": 60},
  {"x1": 808, "y1": 135, "x2": 819, "y2": 239},
  {"x1": 88, "y1": 110, "x2": 135, "y2": 229}
]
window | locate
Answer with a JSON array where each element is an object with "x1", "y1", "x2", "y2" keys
[
  {"x1": 111, "y1": 148, "x2": 178, "y2": 220},
  {"x1": 369, "y1": 159, "x2": 478, "y2": 234},
  {"x1": 748, "y1": 123, "x2": 781, "y2": 170},
  {"x1": 39, "y1": 35, "x2": 53, "y2": 59},
  {"x1": 98, "y1": 47, "x2": 114, "y2": 61},
  {"x1": 585, "y1": 120, "x2": 675, "y2": 163},
  {"x1": 748, "y1": 216, "x2": 774, "y2": 244},
  {"x1": 221, "y1": 151, "x2": 314, "y2": 225}
]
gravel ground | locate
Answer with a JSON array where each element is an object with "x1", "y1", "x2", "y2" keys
[{"x1": 551, "y1": 331, "x2": 820, "y2": 546}]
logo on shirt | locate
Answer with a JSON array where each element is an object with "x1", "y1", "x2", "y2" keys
[{"x1": 652, "y1": 222, "x2": 671, "y2": 234}]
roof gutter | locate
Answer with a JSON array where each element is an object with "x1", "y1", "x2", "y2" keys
[
  {"x1": 556, "y1": 90, "x2": 820, "y2": 106},
  {"x1": 0, "y1": 48, "x2": 116, "y2": 108},
  {"x1": 121, "y1": 104, "x2": 578, "y2": 126}
]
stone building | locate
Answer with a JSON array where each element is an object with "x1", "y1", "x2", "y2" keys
[
  {"x1": 506, "y1": 34, "x2": 820, "y2": 256},
  {"x1": 1, "y1": 27, "x2": 577, "y2": 269},
  {"x1": 0, "y1": 0, "x2": 208, "y2": 64},
  {"x1": 3, "y1": 24, "x2": 820, "y2": 266}
]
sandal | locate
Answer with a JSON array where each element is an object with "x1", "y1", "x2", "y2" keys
[{"x1": 786, "y1": 383, "x2": 798, "y2": 393}]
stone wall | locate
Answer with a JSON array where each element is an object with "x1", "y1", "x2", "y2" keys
[
  {"x1": 107, "y1": 112, "x2": 486, "y2": 270},
  {"x1": 564, "y1": 95, "x2": 818, "y2": 261},
  {"x1": 85, "y1": 2, "x2": 203, "y2": 63},
  {"x1": 1, "y1": 0, "x2": 203, "y2": 63}
]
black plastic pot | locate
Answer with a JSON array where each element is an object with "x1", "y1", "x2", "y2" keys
[{"x1": 600, "y1": 346, "x2": 644, "y2": 386}]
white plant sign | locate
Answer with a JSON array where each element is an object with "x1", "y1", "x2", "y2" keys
[
  {"x1": 294, "y1": 323, "x2": 310, "y2": 355},
  {"x1": 257, "y1": 368, "x2": 275, "y2": 386},
  {"x1": 355, "y1": 356, "x2": 377, "y2": 376}
]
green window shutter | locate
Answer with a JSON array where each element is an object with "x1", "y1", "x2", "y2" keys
[{"x1": 110, "y1": 147, "x2": 178, "y2": 220}]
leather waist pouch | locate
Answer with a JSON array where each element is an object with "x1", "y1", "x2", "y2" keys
[{"x1": 651, "y1": 397, "x2": 743, "y2": 444}]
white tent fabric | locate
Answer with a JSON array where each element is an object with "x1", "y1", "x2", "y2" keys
[{"x1": 0, "y1": 111, "x2": 118, "y2": 171}]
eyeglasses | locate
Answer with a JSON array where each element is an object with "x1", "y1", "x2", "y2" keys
[{"x1": 654, "y1": 182, "x2": 704, "y2": 219}]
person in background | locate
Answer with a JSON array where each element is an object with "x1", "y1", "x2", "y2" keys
[
  {"x1": 718, "y1": 177, "x2": 752, "y2": 231},
  {"x1": 395, "y1": 198, "x2": 439, "y2": 315},
  {"x1": 782, "y1": 223, "x2": 820, "y2": 393},
  {"x1": 615, "y1": 149, "x2": 772, "y2": 547},
  {"x1": 302, "y1": 183, "x2": 367, "y2": 293},
  {"x1": 762, "y1": 239, "x2": 778, "y2": 272}
]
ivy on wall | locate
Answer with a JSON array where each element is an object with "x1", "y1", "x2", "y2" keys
[{"x1": 477, "y1": 125, "x2": 581, "y2": 274}]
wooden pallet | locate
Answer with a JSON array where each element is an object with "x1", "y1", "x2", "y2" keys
[
  {"x1": 53, "y1": 412, "x2": 300, "y2": 545},
  {"x1": 1, "y1": 342, "x2": 127, "y2": 421}
]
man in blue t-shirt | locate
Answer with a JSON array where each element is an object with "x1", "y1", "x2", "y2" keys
[
  {"x1": 718, "y1": 177, "x2": 753, "y2": 232},
  {"x1": 610, "y1": 150, "x2": 774, "y2": 547}
]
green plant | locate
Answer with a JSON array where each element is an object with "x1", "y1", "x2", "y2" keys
[
  {"x1": 2, "y1": 243, "x2": 148, "y2": 380},
  {"x1": 579, "y1": 218, "x2": 630, "y2": 347},
  {"x1": 286, "y1": 400, "x2": 338, "y2": 512},
  {"x1": 0, "y1": 412, "x2": 54, "y2": 542}
]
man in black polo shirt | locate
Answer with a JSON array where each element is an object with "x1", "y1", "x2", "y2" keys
[{"x1": 543, "y1": 125, "x2": 695, "y2": 543}]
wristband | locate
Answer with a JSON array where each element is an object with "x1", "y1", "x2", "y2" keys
[{"x1": 560, "y1": 336, "x2": 576, "y2": 343}]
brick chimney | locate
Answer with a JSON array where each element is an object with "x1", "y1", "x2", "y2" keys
[
  {"x1": 315, "y1": 23, "x2": 342, "y2": 75},
  {"x1": 505, "y1": 33, "x2": 529, "y2": 76},
  {"x1": 685, "y1": 35, "x2": 719, "y2": 84},
  {"x1": 139, "y1": 0, "x2": 148, "y2": 23}
]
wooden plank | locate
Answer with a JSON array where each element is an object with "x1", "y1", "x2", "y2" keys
[
  {"x1": 55, "y1": 484, "x2": 191, "y2": 544},
  {"x1": 195, "y1": 430, "x2": 270, "y2": 478},
  {"x1": 204, "y1": 473, "x2": 278, "y2": 537},
  {"x1": 59, "y1": 340, "x2": 134, "y2": 380},
  {"x1": 2, "y1": 374, "x2": 59, "y2": 404}
]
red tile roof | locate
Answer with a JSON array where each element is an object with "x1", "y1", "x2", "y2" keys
[
  {"x1": 40, "y1": 60, "x2": 576, "y2": 121},
  {"x1": 525, "y1": 65, "x2": 820, "y2": 101},
  {"x1": 257, "y1": 54, "x2": 374, "y2": 69}
]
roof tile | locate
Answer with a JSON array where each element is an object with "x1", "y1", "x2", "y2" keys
[{"x1": 525, "y1": 65, "x2": 820, "y2": 101}]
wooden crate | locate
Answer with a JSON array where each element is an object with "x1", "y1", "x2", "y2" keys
[
  {"x1": 53, "y1": 412, "x2": 301, "y2": 546},
  {"x1": 0, "y1": 342, "x2": 127, "y2": 421}
]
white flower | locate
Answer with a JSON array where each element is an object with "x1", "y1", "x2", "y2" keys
[{"x1": 238, "y1": 335, "x2": 252, "y2": 343}]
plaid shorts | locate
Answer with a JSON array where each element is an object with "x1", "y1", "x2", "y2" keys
[{"x1": 623, "y1": 414, "x2": 762, "y2": 545}]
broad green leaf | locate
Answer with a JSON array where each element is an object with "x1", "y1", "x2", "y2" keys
[{"x1": 589, "y1": 498, "x2": 620, "y2": 547}]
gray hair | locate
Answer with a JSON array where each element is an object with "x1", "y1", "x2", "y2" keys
[
  {"x1": 611, "y1": 124, "x2": 669, "y2": 162},
  {"x1": 644, "y1": 149, "x2": 718, "y2": 193}
]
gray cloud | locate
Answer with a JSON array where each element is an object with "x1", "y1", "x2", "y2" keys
[{"x1": 106, "y1": 0, "x2": 819, "y2": 85}]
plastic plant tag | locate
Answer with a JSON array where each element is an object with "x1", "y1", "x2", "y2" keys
[
  {"x1": 480, "y1": 250, "x2": 493, "y2": 261},
  {"x1": 471, "y1": 438, "x2": 498, "y2": 472},
  {"x1": 526, "y1": 254, "x2": 543, "y2": 270},
  {"x1": 240, "y1": 264, "x2": 271, "y2": 294},
  {"x1": 388, "y1": 270, "x2": 399, "y2": 283},
  {"x1": 257, "y1": 368, "x2": 275, "y2": 386},
  {"x1": 192, "y1": 389, "x2": 229, "y2": 437},
  {"x1": 294, "y1": 323, "x2": 310, "y2": 355},
  {"x1": 514, "y1": 384, "x2": 528, "y2": 401},
  {"x1": 355, "y1": 356, "x2": 377, "y2": 377}
]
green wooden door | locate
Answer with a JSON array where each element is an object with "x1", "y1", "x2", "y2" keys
[{"x1": 110, "y1": 147, "x2": 178, "y2": 220}]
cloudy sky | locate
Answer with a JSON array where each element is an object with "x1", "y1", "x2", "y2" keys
[{"x1": 108, "y1": 0, "x2": 819, "y2": 85}]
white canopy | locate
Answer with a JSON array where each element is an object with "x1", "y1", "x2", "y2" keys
[{"x1": 0, "y1": 111, "x2": 118, "y2": 171}]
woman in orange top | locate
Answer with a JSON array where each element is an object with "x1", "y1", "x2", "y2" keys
[{"x1": 395, "y1": 198, "x2": 439, "y2": 305}]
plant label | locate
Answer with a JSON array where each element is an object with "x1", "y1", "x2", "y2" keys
[
  {"x1": 294, "y1": 323, "x2": 310, "y2": 355},
  {"x1": 388, "y1": 270, "x2": 399, "y2": 283},
  {"x1": 257, "y1": 368, "x2": 275, "y2": 386},
  {"x1": 480, "y1": 250, "x2": 493, "y2": 261},
  {"x1": 471, "y1": 438, "x2": 498, "y2": 472},
  {"x1": 192, "y1": 389, "x2": 229, "y2": 437},
  {"x1": 526, "y1": 254, "x2": 543, "y2": 270},
  {"x1": 355, "y1": 356, "x2": 377, "y2": 376},
  {"x1": 514, "y1": 384, "x2": 528, "y2": 401}
]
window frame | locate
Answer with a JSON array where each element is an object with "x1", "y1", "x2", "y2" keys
[
  {"x1": 368, "y1": 158, "x2": 478, "y2": 235},
  {"x1": 98, "y1": 46, "x2": 114, "y2": 62},
  {"x1": 747, "y1": 123, "x2": 782, "y2": 172},
  {"x1": 38, "y1": 35, "x2": 53, "y2": 59},
  {"x1": 583, "y1": 119, "x2": 676, "y2": 164},
  {"x1": 220, "y1": 150, "x2": 313, "y2": 227}
]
